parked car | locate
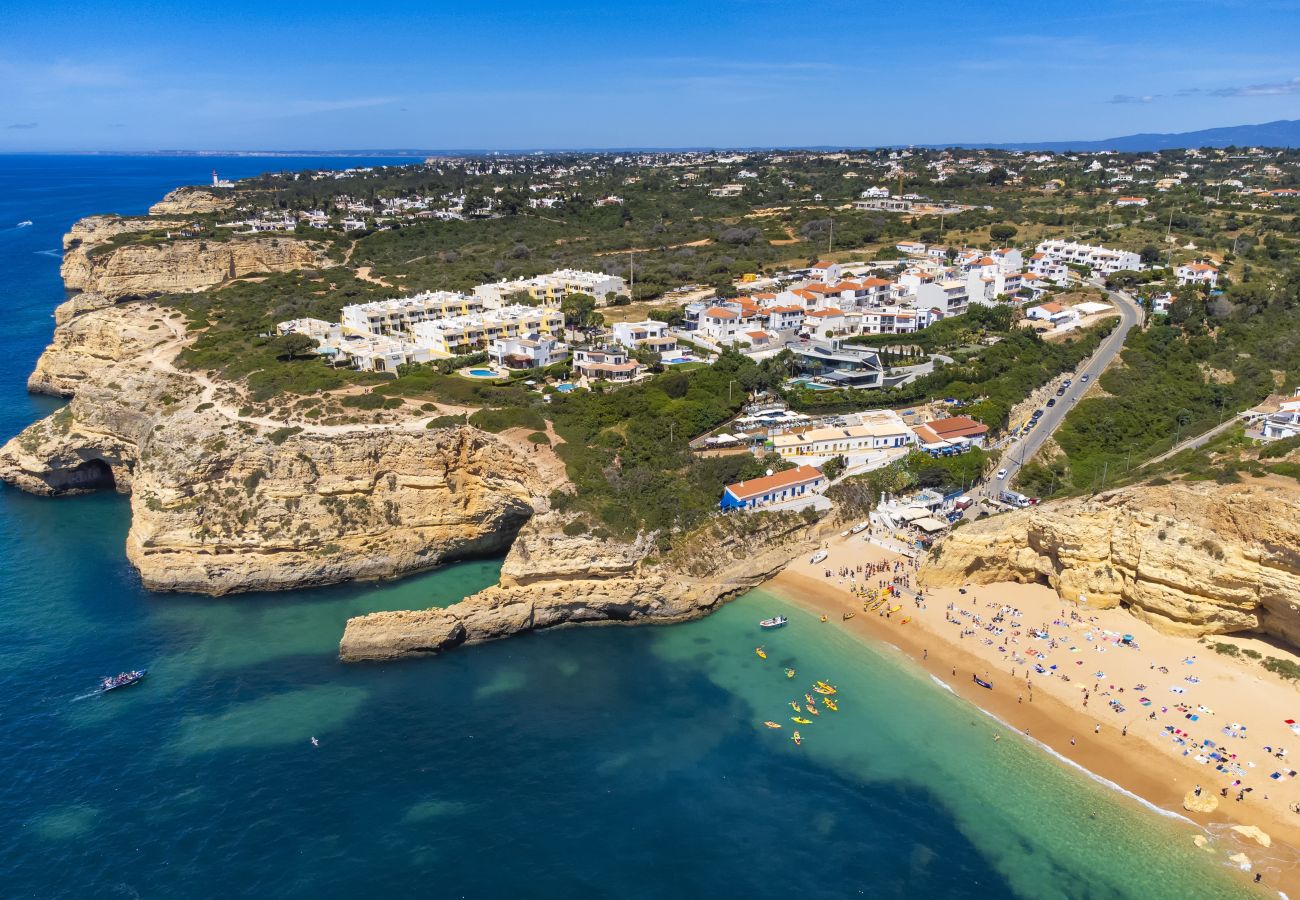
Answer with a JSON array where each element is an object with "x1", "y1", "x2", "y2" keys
[{"x1": 995, "y1": 468, "x2": 1008, "y2": 480}]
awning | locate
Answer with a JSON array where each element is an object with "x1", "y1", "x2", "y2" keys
[{"x1": 913, "y1": 516, "x2": 949, "y2": 533}]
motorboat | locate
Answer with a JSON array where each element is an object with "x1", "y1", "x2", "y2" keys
[
  {"x1": 810, "y1": 550, "x2": 828, "y2": 565},
  {"x1": 759, "y1": 616, "x2": 788, "y2": 629},
  {"x1": 17, "y1": 221, "x2": 33, "y2": 227},
  {"x1": 101, "y1": 669, "x2": 147, "y2": 692}
]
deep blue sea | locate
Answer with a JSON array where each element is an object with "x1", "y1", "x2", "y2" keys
[{"x1": 0, "y1": 156, "x2": 1250, "y2": 899}]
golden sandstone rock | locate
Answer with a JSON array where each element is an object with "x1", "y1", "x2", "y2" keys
[{"x1": 922, "y1": 482, "x2": 1300, "y2": 650}]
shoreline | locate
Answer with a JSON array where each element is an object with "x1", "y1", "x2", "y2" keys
[{"x1": 765, "y1": 537, "x2": 1300, "y2": 897}]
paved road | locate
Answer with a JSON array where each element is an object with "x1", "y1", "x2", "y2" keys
[{"x1": 997, "y1": 283, "x2": 1144, "y2": 491}]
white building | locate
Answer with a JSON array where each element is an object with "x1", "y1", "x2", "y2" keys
[
  {"x1": 341, "y1": 292, "x2": 484, "y2": 336},
  {"x1": 1177, "y1": 262, "x2": 1219, "y2": 288},
  {"x1": 611, "y1": 320, "x2": 680, "y2": 359},
  {"x1": 488, "y1": 334, "x2": 569, "y2": 370},
  {"x1": 771, "y1": 410, "x2": 915, "y2": 458},
  {"x1": 473, "y1": 269, "x2": 627, "y2": 308},
  {"x1": 1035, "y1": 239, "x2": 1142, "y2": 275}
]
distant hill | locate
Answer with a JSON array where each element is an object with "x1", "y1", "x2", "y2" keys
[{"x1": 950, "y1": 119, "x2": 1300, "y2": 152}]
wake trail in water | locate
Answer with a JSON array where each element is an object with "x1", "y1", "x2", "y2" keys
[{"x1": 69, "y1": 691, "x2": 102, "y2": 702}]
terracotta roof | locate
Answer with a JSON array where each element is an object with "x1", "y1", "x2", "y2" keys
[
  {"x1": 812, "y1": 261, "x2": 834, "y2": 269},
  {"x1": 704, "y1": 307, "x2": 738, "y2": 318},
  {"x1": 927, "y1": 416, "x2": 988, "y2": 439},
  {"x1": 808, "y1": 308, "x2": 845, "y2": 317},
  {"x1": 1037, "y1": 301, "x2": 1065, "y2": 313},
  {"x1": 863, "y1": 277, "x2": 891, "y2": 288},
  {"x1": 725, "y1": 464, "x2": 826, "y2": 500}
]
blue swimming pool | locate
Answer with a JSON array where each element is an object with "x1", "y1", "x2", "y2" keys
[
  {"x1": 555, "y1": 383, "x2": 576, "y2": 392},
  {"x1": 467, "y1": 368, "x2": 496, "y2": 377}
]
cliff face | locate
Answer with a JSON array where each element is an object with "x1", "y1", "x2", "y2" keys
[
  {"x1": 338, "y1": 512, "x2": 819, "y2": 661},
  {"x1": 28, "y1": 300, "x2": 179, "y2": 396},
  {"x1": 2, "y1": 282, "x2": 544, "y2": 594},
  {"x1": 62, "y1": 235, "x2": 327, "y2": 299},
  {"x1": 922, "y1": 480, "x2": 1300, "y2": 648}
]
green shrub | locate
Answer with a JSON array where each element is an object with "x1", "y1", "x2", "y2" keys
[
  {"x1": 468, "y1": 407, "x2": 546, "y2": 433},
  {"x1": 561, "y1": 519, "x2": 588, "y2": 536},
  {"x1": 267, "y1": 426, "x2": 303, "y2": 445}
]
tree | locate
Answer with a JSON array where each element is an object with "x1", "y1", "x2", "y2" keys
[
  {"x1": 1140, "y1": 244, "x2": 1161, "y2": 266},
  {"x1": 989, "y1": 224, "x2": 1018, "y2": 243},
  {"x1": 275, "y1": 333, "x2": 318, "y2": 360},
  {"x1": 561, "y1": 293, "x2": 600, "y2": 330}
]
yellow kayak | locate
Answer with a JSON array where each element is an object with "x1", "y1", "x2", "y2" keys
[
  {"x1": 814, "y1": 681, "x2": 837, "y2": 695},
  {"x1": 823, "y1": 698, "x2": 838, "y2": 711},
  {"x1": 785, "y1": 668, "x2": 796, "y2": 679},
  {"x1": 790, "y1": 701, "x2": 801, "y2": 711},
  {"x1": 792, "y1": 716, "x2": 812, "y2": 725},
  {"x1": 755, "y1": 647, "x2": 766, "y2": 659},
  {"x1": 900, "y1": 617, "x2": 911, "y2": 625},
  {"x1": 889, "y1": 604, "x2": 901, "y2": 613}
]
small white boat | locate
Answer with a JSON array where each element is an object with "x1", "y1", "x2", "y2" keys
[
  {"x1": 810, "y1": 550, "x2": 828, "y2": 565},
  {"x1": 850, "y1": 522, "x2": 868, "y2": 534},
  {"x1": 759, "y1": 616, "x2": 788, "y2": 629},
  {"x1": 17, "y1": 221, "x2": 33, "y2": 227}
]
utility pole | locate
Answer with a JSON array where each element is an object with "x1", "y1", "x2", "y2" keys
[{"x1": 828, "y1": 218, "x2": 834, "y2": 255}]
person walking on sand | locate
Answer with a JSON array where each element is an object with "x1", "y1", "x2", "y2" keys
[
  {"x1": 1194, "y1": 785, "x2": 1202, "y2": 797},
  {"x1": 1094, "y1": 723, "x2": 1100, "y2": 735}
]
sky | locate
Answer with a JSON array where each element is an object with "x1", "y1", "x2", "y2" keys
[{"x1": 2, "y1": 0, "x2": 1300, "y2": 151}]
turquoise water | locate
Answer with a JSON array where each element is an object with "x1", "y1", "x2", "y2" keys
[{"x1": 0, "y1": 157, "x2": 1252, "y2": 898}]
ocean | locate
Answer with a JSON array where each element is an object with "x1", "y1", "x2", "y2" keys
[{"x1": 0, "y1": 156, "x2": 1249, "y2": 898}]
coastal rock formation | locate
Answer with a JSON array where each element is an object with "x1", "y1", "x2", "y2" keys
[
  {"x1": 62, "y1": 235, "x2": 327, "y2": 298},
  {"x1": 922, "y1": 480, "x2": 1300, "y2": 649},
  {"x1": 4, "y1": 207, "x2": 549, "y2": 595},
  {"x1": 148, "y1": 188, "x2": 234, "y2": 216},
  {"x1": 0, "y1": 381, "x2": 541, "y2": 593},
  {"x1": 28, "y1": 300, "x2": 179, "y2": 396},
  {"x1": 338, "y1": 512, "x2": 819, "y2": 661}
]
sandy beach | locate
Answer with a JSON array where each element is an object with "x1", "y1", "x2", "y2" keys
[{"x1": 768, "y1": 529, "x2": 1300, "y2": 896}]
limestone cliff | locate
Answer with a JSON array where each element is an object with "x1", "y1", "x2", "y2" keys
[
  {"x1": 62, "y1": 235, "x2": 327, "y2": 299},
  {"x1": 338, "y1": 512, "x2": 819, "y2": 661},
  {"x1": 922, "y1": 480, "x2": 1300, "y2": 648},
  {"x1": 148, "y1": 187, "x2": 234, "y2": 216},
  {"x1": 0, "y1": 373, "x2": 541, "y2": 593},
  {"x1": 4, "y1": 275, "x2": 543, "y2": 593},
  {"x1": 28, "y1": 299, "x2": 179, "y2": 396}
]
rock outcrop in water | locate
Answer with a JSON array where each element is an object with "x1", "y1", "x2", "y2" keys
[
  {"x1": 921, "y1": 480, "x2": 1300, "y2": 649},
  {"x1": 338, "y1": 512, "x2": 819, "y2": 661}
]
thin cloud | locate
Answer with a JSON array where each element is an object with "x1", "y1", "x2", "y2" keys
[
  {"x1": 6, "y1": 122, "x2": 37, "y2": 129},
  {"x1": 1179, "y1": 75, "x2": 1300, "y2": 97},
  {"x1": 1108, "y1": 94, "x2": 1158, "y2": 104}
]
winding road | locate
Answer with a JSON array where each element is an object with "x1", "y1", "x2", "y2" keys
[{"x1": 998, "y1": 282, "x2": 1144, "y2": 489}]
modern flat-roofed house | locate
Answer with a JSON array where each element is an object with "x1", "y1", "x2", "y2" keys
[
  {"x1": 896, "y1": 240, "x2": 927, "y2": 256},
  {"x1": 573, "y1": 347, "x2": 641, "y2": 382},
  {"x1": 488, "y1": 334, "x2": 569, "y2": 370},
  {"x1": 720, "y1": 464, "x2": 828, "y2": 511},
  {"x1": 1114, "y1": 196, "x2": 1148, "y2": 207},
  {"x1": 793, "y1": 341, "x2": 883, "y2": 387},
  {"x1": 612, "y1": 320, "x2": 678, "y2": 357},
  {"x1": 1261, "y1": 390, "x2": 1300, "y2": 441}
]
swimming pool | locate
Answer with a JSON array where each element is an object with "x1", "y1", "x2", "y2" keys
[
  {"x1": 467, "y1": 368, "x2": 497, "y2": 377},
  {"x1": 555, "y1": 383, "x2": 576, "y2": 393},
  {"x1": 790, "y1": 379, "x2": 835, "y2": 392}
]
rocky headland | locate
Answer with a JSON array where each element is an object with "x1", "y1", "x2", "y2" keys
[
  {"x1": 921, "y1": 479, "x2": 1300, "y2": 648},
  {"x1": 2, "y1": 193, "x2": 822, "y2": 653},
  {"x1": 339, "y1": 511, "x2": 820, "y2": 661}
]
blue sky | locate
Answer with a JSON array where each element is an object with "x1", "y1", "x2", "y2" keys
[{"x1": 2, "y1": 0, "x2": 1299, "y2": 151}]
